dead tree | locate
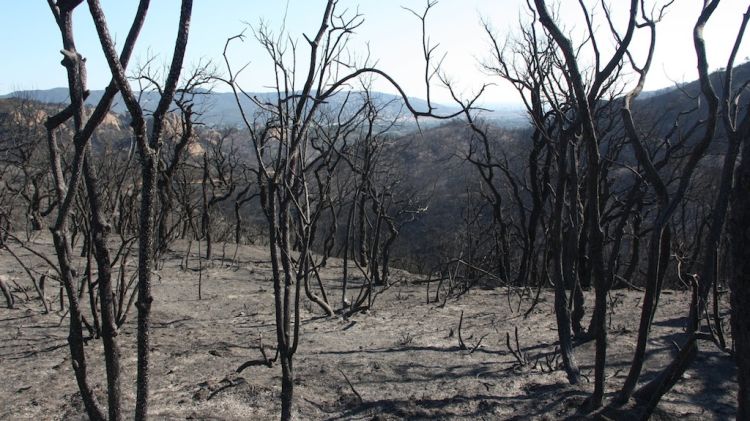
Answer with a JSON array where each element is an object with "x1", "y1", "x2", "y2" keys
[
  {"x1": 222, "y1": 6, "x2": 369, "y2": 416},
  {"x1": 690, "y1": 3, "x2": 750, "y2": 331},
  {"x1": 616, "y1": 1, "x2": 728, "y2": 405},
  {"x1": 478, "y1": 8, "x2": 587, "y2": 384},
  {"x1": 230, "y1": 166, "x2": 259, "y2": 264},
  {"x1": 0, "y1": 97, "x2": 58, "y2": 236},
  {"x1": 200, "y1": 128, "x2": 238, "y2": 261},
  {"x1": 87, "y1": 0, "x2": 193, "y2": 418},
  {"x1": 336, "y1": 93, "x2": 427, "y2": 305},
  {"x1": 42, "y1": 1, "x2": 157, "y2": 420},
  {"x1": 729, "y1": 71, "x2": 750, "y2": 421},
  {"x1": 617, "y1": 3, "x2": 750, "y2": 414},
  {"x1": 222, "y1": 2, "x2": 464, "y2": 418},
  {"x1": 532, "y1": 0, "x2": 647, "y2": 408},
  {"x1": 480, "y1": 21, "x2": 557, "y2": 304},
  {"x1": 153, "y1": 65, "x2": 213, "y2": 259}
]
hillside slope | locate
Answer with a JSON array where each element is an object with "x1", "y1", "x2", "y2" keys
[{"x1": 0, "y1": 236, "x2": 737, "y2": 420}]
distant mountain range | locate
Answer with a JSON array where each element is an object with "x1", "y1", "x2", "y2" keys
[
  {"x1": 0, "y1": 88, "x2": 529, "y2": 129},
  {"x1": 5, "y1": 61, "x2": 747, "y2": 130}
]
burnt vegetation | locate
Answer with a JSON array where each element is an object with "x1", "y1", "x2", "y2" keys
[{"x1": 1, "y1": 0, "x2": 750, "y2": 420}]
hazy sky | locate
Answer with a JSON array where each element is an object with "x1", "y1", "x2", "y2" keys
[{"x1": 1, "y1": 1, "x2": 749, "y2": 104}]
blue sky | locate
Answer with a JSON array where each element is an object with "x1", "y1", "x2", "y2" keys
[{"x1": 2, "y1": 1, "x2": 749, "y2": 104}]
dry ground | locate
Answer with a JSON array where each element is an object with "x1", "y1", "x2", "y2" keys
[{"x1": 0, "y1": 236, "x2": 738, "y2": 420}]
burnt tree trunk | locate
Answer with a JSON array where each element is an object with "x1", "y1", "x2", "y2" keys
[
  {"x1": 356, "y1": 193, "x2": 368, "y2": 267},
  {"x1": 550, "y1": 137, "x2": 581, "y2": 385},
  {"x1": 202, "y1": 152, "x2": 212, "y2": 261},
  {"x1": 730, "y1": 131, "x2": 750, "y2": 419},
  {"x1": 88, "y1": 1, "x2": 194, "y2": 417},
  {"x1": 83, "y1": 153, "x2": 123, "y2": 421},
  {"x1": 341, "y1": 191, "x2": 358, "y2": 309},
  {"x1": 533, "y1": 0, "x2": 635, "y2": 406}
]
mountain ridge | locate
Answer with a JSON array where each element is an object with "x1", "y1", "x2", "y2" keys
[
  {"x1": 4, "y1": 61, "x2": 748, "y2": 130},
  {"x1": 1, "y1": 88, "x2": 530, "y2": 128}
]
